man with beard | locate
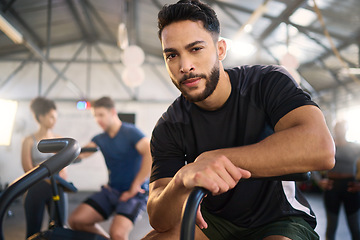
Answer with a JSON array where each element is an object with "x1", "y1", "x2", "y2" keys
[
  {"x1": 68, "y1": 96, "x2": 152, "y2": 240},
  {"x1": 143, "y1": 1, "x2": 335, "y2": 240}
]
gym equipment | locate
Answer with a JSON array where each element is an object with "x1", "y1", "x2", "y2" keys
[
  {"x1": 0, "y1": 138, "x2": 106, "y2": 240},
  {"x1": 180, "y1": 172, "x2": 312, "y2": 240},
  {"x1": 80, "y1": 147, "x2": 99, "y2": 153}
]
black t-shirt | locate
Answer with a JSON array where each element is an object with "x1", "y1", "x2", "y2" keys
[{"x1": 150, "y1": 65, "x2": 318, "y2": 228}]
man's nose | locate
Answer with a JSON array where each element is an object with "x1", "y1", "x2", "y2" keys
[{"x1": 180, "y1": 58, "x2": 195, "y2": 73}]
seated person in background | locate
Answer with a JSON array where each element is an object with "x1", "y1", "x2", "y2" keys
[
  {"x1": 317, "y1": 120, "x2": 360, "y2": 240},
  {"x1": 21, "y1": 97, "x2": 67, "y2": 238},
  {"x1": 68, "y1": 96, "x2": 152, "y2": 240},
  {"x1": 142, "y1": 1, "x2": 335, "y2": 239}
]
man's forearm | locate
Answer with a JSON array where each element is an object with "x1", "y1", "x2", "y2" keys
[
  {"x1": 208, "y1": 116, "x2": 335, "y2": 177},
  {"x1": 131, "y1": 154, "x2": 152, "y2": 189},
  {"x1": 147, "y1": 178, "x2": 191, "y2": 232}
]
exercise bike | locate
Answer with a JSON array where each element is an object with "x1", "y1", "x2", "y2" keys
[
  {"x1": 180, "y1": 172, "x2": 312, "y2": 240},
  {"x1": 0, "y1": 138, "x2": 107, "y2": 240}
]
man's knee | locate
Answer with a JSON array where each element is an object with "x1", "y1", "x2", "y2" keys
[
  {"x1": 109, "y1": 215, "x2": 133, "y2": 240},
  {"x1": 68, "y1": 211, "x2": 82, "y2": 229}
]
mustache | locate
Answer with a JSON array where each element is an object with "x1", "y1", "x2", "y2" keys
[{"x1": 180, "y1": 73, "x2": 207, "y2": 84}]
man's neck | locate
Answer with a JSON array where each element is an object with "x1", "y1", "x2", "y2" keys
[{"x1": 107, "y1": 118, "x2": 122, "y2": 138}]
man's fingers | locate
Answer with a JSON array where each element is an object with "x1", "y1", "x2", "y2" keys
[
  {"x1": 195, "y1": 205, "x2": 208, "y2": 229},
  {"x1": 238, "y1": 168, "x2": 251, "y2": 179}
]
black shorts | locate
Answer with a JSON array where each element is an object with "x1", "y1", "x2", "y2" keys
[
  {"x1": 201, "y1": 207, "x2": 319, "y2": 240},
  {"x1": 84, "y1": 186, "x2": 147, "y2": 223}
]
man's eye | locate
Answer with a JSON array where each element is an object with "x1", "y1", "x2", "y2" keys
[
  {"x1": 166, "y1": 53, "x2": 177, "y2": 60},
  {"x1": 192, "y1": 47, "x2": 202, "y2": 52}
]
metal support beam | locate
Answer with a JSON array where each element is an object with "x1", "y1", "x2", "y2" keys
[
  {"x1": 66, "y1": 0, "x2": 89, "y2": 39},
  {"x1": 84, "y1": 0, "x2": 117, "y2": 43},
  {"x1": 43, "y1": 42, "x2": 87, "y2": 97},
  {"x1": 151, "y1": 0, "x2": 163, "y2": 9},
  {"x1": 79, "y1": 0, "x2": 98, "y2": 42},
  {"x1": 291, "y1": 22, "x2": 357, "y2": 69},
  {"x1": 0, "y1": 53, "x2": 32, "y2": 91},
  {"x1": 259, "y1": 0, "x2": 307, "y2": 41},
  {"x1": 86, "y1": 43, "x2": 91, "y2": 97},
  {"x1": 301, "y1": 29, "x2": 360, "y2": 68},
  {"x1": 0, "y1": 0, "x2": 43, "y2": 46},
  {"x1": 38, "y1": 60, "x2": 42, "y2": 95},
  {"x1": 45, "y1": 0, "x2": 52, "y2": 59},
  {"x1": 21, "y1": 38, "x2": 84, "y2": 98},
  {"x1": 1, "y1": 0, "x2": 16, "y2": 13}
]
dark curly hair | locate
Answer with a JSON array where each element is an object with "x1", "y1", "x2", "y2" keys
[
  {"x1": 30, "y1": 97, "x2": 57, "y2": 123},
  {"x1": 158, "y1": 0, "x2": 220, "y2": 41}
]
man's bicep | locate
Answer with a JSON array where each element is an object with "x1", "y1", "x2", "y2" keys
[{"x1": 274, "y1": 105, "x2": 324, "y2": 132}]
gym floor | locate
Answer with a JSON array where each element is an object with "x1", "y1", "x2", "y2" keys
[{"x1": 2, "y1": 192, "x2": 352, "y2": 240}]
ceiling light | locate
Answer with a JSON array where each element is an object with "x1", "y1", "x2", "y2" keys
[
  {"x1": 0, "y1": 14, "x2": 23, "y2": 44},
  {"x1": 289, "y1": 8, "x2": 317, "y2": 27},
  {"x1": 117, "y1": 23, "x2": 128, "y2": 50}
]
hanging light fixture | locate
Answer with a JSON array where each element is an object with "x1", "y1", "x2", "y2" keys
[{"x1": 121, "y1": 45, "x2": 145, "y2": 88}]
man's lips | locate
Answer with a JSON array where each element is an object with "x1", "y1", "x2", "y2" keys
[{"x1": 182, "y1": 77, "x2": 201, "y2": 87}]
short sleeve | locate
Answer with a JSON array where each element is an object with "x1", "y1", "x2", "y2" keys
[
  {"x1": 260, "y1": 66, "x2": 317, "y2": 127},
  {"x1": 150, "y1": 118, "x2": 186, "y2": 183}
]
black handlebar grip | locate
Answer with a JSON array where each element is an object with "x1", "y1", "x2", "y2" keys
[
  {"x1": 80, "y1": 147, "x2": 99, "y2": 153},
  {"x1": 38, "y1": 138, "x2": 80, "y2": 175},
  {"x1": 180, "y1": 187, "x2": 209, "y2": 240}
]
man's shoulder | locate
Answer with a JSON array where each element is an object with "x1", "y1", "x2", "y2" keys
[
  {"x1": 92, "y1": 132, "x2": 107, "y2": 142},
  {"x1": 160, "y1": 96, "x2": 191, "y2": 124}
]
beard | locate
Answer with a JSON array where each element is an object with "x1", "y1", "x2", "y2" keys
[{"x1": 171, "y1": 63, "x2": 220, "y2": 103}]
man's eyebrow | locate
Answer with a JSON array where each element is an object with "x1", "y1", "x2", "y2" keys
[
  {"x1": 185, "y1": 41, "x2": 206, "y2": 50},
  {"x1": 163, "y1": 47, "x2": 177, "y2": 54},
  {"x1": 163, "y1": 41, "x2": 206, "y2": 54}
]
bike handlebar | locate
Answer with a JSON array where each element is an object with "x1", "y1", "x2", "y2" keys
[
  {"x1": 0, "y1": 138, "x2": 80, "y2": 240},
  {"x1": 180, "y1": 172, "x2": 311, "y2": 240}
]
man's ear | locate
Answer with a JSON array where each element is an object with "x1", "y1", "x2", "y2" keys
[
  {"x1": 217, "y1": 38, "x2": 227, "y2": 61},
  {"x1": 111, "y1": 107, "x2": 117, "y2": 116}
]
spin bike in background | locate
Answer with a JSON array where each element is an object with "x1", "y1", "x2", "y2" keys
[{"x1": 0, "y1": 138, "x2": 106, "y2": 240}]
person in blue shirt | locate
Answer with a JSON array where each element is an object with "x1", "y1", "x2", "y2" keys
[{"x1": 68, "y1": 96, "x2": 152, "y2": 240}]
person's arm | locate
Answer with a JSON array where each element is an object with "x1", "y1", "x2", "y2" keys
[
  {"x1": 120, "y1": 137, "x2": 152, "y2": 201},
  {"x1": 21, "y1": 136, "x2": 35, "y2": 173},
  {"x1": 196, "y1": 105, "x2": 335, "y2": 178},
  {"x1": 147, "y1": 105, "x2": 335, "y2": 232},
  {"x1": 77, "y1": 141, "x2": 98, "y2": 159},
  {"x1": 147, "y1": 158, "x2": 251, "y2": 232}
]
